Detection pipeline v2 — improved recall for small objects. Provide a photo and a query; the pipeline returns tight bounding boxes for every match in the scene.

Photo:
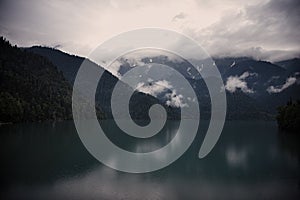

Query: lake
[0,120,299,199]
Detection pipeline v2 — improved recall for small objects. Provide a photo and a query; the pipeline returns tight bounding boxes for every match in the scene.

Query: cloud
[52,44,62,49]
[189,0,300,61]
[267,77,297,93]
[136,79,187,108]
[0,0,299,61]
[136,80,172,96]
[225,72,255,93]
[165,90,188,108]
[122,49,184,64]
[102,49,186,78]
[172,12,187,21]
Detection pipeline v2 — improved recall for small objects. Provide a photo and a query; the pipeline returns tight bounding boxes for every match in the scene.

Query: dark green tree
[277,99,300,133]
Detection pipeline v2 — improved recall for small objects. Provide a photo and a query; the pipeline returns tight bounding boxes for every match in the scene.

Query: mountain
[25,46,96,84]
[0,37,76,123]
[214,57,300,112]
[16,43,299,121]
[26,46,180,120]
[275,58,300,75]
[108,54,300,119]
[2,37,298,122]
[26,46,118,114]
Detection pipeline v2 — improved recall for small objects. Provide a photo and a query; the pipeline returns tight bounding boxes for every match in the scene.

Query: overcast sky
[0,0,299,61]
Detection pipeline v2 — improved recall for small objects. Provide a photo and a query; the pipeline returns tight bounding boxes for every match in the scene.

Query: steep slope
[26,46,94,84]
[26,46,120,114]
[216,57,300,111]
[0,37,74,122]
[107,54,300,119]
[113,55,273,117]
[26,46,181,120]
[26,46,300,120]
[275,58,300,75]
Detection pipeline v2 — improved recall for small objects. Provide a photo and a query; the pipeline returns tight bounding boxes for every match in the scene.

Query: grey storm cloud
[192,0,300,61]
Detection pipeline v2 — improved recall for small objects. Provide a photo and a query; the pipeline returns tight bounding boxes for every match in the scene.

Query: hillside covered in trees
[27,45,181,121]
[0,37,75,123]
[1,36,299,124]
[0,37,177,123]
[277,100,300,133]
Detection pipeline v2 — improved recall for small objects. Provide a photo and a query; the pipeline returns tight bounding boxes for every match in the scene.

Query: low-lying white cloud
[267,77,297,93]
[225,72,255,93]
[136,80,187,108]
[104,50,186,78]
[136,80,172,96]
[165,90,188,108]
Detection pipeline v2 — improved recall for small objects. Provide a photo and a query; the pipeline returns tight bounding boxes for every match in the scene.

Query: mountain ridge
[14,44,300,121]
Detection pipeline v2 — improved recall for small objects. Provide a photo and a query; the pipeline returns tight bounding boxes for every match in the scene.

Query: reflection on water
[0,120,299,199]
[225,146,248,168]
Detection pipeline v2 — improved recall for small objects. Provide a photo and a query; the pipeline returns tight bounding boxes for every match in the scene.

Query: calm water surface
[0,120,299,199]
